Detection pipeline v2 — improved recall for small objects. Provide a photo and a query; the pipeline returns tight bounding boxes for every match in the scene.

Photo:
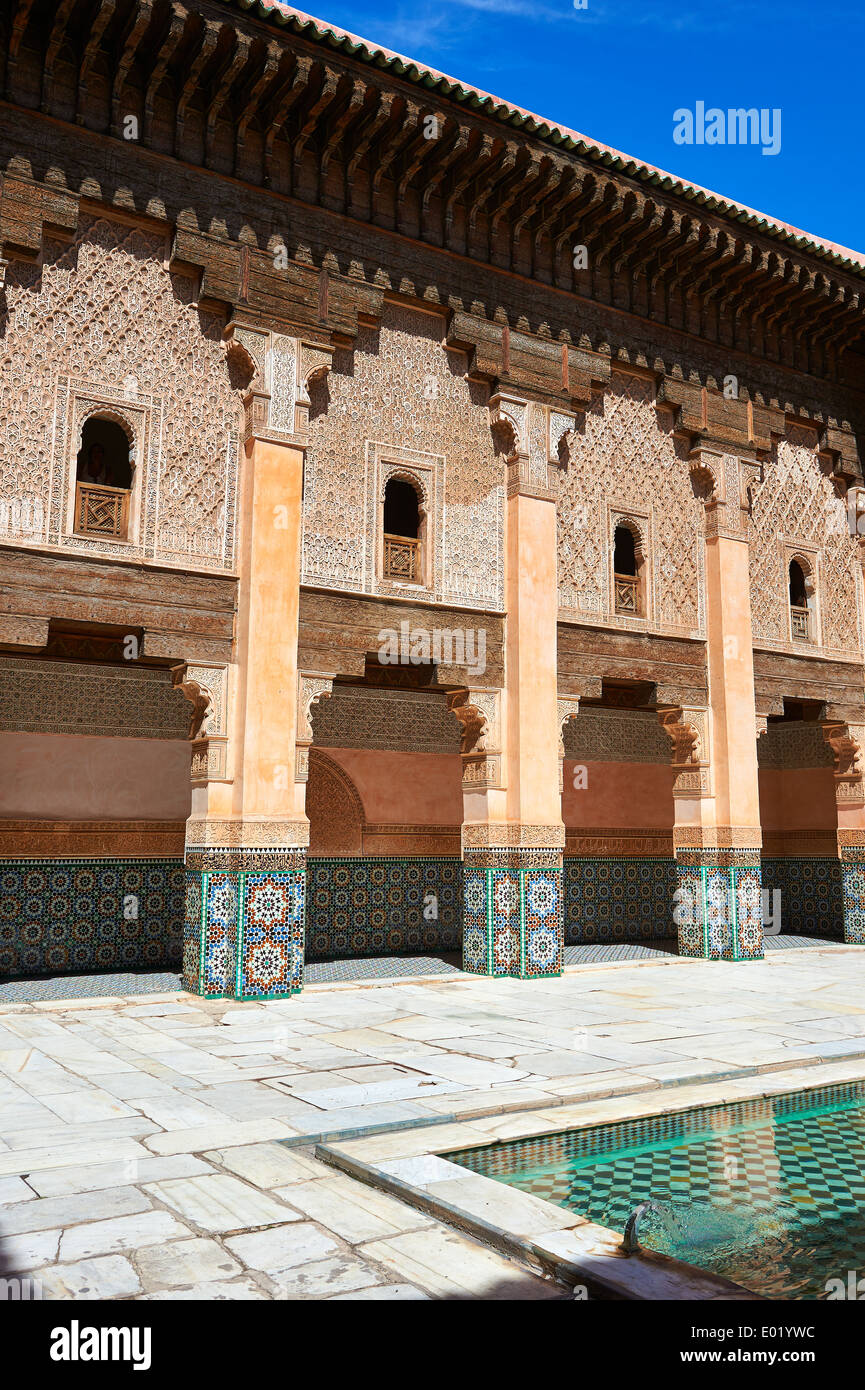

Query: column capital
[448,687,503,791]
[689,444,761,541]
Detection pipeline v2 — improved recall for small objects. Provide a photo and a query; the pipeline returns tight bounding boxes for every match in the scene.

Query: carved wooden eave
[169,225,384,341]
[445,310,610,410]
[1,0,864,399]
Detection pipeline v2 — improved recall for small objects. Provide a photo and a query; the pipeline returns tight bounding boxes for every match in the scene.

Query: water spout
[622,1199,666,1253]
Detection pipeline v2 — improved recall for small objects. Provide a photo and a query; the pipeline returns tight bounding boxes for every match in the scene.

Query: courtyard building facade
[1,0,864,997]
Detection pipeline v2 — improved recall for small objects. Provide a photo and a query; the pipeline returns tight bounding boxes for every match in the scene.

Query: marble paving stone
[143,1175,301,1232]
[512,1051,628,1078]
[33,1256,142,1300]
[143,1118,297,1155]
[59,1210,189,1261]
[2,1118,159,1150]
[269,1101,434,1136]
[204,1142,323,1188]
[225,1222,338,1272]
[38,1089,138,1124]
[0,1138,150,1179]
[135,1237,243,1288]
[27,1154,214,1198]
[405,1056,530,1086]
[358,1227,561,1300]
[0,1175,36,1203]
[132,1095,236,1129]
[329,1283,431,1300]
[286,1076,469,1112]
[138,1278,267,1300]
[0,1186,152,1236]
[0,1051,93,1094]
[1,1228,61,1271]
[278,1174,433,1243]
[269,1254,382,1299]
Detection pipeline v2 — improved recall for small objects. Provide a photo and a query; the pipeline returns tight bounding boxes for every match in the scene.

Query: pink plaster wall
[562,760,674,828]
[0,733,192,819]
[758,768,837,831]
[318,747,463,824]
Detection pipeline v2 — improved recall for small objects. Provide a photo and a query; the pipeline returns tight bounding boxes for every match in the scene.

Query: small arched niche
[383,475,424,583]
[789,557,814,642]
[74,415,134,540]
[613,521,644,616]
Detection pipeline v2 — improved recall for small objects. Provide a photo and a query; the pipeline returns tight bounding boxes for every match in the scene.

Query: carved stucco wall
[557,369,704,637]
[757,721,834,770]
[310,684,462,754]
[563,707,672,764]
[301,302,505,611]
[0,214,241,568]
[749,425,862,658]
[0,658,190,738]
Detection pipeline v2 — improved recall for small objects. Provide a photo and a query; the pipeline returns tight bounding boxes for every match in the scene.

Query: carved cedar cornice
[5,0,865,390]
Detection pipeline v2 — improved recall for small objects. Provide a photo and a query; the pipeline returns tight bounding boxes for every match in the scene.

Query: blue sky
[309,0,861,253]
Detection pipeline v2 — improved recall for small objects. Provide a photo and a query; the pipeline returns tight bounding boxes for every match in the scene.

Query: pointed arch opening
[74,414,134,540]
[789,557,814,642]
[383,475,424,583]
[613,521,645,616]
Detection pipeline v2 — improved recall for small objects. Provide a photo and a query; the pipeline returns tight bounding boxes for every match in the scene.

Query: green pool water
[445,1081,865,1299]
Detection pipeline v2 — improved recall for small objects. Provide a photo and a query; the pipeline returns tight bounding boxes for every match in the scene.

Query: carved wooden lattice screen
[614,573,638,614]
[384,534,420,582]
[791,605,811,641]
[75,482,130,539]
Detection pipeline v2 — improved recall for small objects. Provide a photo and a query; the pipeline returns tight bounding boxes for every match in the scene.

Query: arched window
[75,416,133,539]
[613,523,642,615]
[789,559,813,641]
[383,477,422,582]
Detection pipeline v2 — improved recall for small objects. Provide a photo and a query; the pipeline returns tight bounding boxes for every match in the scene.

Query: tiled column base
[840,850,865,943]
[463,848,563,978]
[674,850,763,960]
[184,848,305,1000]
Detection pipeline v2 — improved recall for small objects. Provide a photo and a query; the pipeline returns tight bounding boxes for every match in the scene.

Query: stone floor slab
[225,1222,338,1272]
[144,1175,301,1233]
[34,1255,141,1300]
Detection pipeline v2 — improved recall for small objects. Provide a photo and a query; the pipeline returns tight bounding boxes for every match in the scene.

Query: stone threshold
[314,1057,865,1301]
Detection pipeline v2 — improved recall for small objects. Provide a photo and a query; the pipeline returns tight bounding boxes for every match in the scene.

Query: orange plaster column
[461,395,565,979]
[670,447,764,961]
[183,388,307,999]
[822,719,865,942]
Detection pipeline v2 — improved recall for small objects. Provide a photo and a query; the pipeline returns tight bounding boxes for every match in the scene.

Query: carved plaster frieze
[184,818,310,849]
[294,340,334,433]
[462,822,566,849]
[489,392,528,461]
[689,447,756,541]
[548,408,579,467]
[296,670,335,782]
[297,672,336,745]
